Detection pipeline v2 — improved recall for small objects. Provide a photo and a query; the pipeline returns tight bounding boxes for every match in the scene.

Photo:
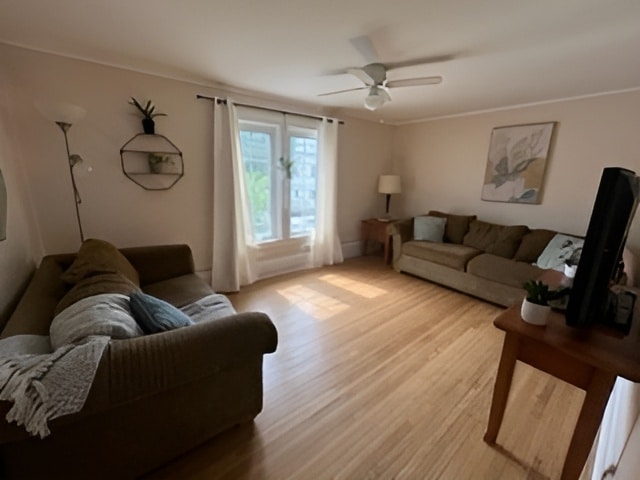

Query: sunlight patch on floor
[276,284,349,320]
[319,273,387,298]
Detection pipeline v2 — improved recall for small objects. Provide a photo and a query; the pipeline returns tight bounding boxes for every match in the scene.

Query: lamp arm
[58,122,85,243]
[385,194,391,215]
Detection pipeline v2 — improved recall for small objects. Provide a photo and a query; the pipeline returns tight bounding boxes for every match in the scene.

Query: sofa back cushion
[61,239,140,286]
[463,220,529,258]
[428,211,477,244]
[513,229,557,263]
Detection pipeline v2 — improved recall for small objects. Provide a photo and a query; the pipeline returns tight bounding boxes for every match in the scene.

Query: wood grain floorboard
[144,257,586,480]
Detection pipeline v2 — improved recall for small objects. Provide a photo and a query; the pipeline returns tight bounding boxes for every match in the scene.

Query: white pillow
[414,215,446,242]
[536,234,584,271]
[50,293,143,350]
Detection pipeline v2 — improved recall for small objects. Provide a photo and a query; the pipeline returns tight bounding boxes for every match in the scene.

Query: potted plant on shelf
[147,153,175,174]
[129,97,167,134]
[521,280,569,326]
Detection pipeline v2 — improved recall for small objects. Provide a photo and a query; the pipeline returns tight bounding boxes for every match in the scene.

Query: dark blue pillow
[129,292,193,334]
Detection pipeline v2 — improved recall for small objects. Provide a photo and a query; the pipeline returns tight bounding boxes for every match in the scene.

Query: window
[238,109,318,245]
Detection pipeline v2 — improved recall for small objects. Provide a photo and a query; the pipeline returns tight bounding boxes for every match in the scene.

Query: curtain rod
[196,94,344,124]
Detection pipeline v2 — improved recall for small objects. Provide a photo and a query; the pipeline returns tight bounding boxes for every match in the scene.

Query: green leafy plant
[147,153,174,173]
[523,280,569,306]
[129,97,167,120]
[279,156,294,180]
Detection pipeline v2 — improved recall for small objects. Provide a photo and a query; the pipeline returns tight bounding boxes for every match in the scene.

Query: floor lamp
[36,102,87,244]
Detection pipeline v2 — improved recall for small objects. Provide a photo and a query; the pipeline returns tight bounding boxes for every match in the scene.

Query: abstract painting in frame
[481,122,556,204]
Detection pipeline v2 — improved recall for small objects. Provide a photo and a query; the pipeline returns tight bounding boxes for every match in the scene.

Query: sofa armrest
[107,311,277,405]
[120,244,195,286]
[389,218,414,266]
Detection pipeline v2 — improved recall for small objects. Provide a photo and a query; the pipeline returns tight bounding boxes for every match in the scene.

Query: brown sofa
[390,211,560,307]
[0,243,278,479]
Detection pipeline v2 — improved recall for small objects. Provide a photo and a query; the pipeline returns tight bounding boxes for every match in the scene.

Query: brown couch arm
[389,218,414,266]
[106,311,277,405]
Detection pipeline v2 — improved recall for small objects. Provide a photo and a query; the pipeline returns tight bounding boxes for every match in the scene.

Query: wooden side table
[360,218,393,264]
[484,300,640,480]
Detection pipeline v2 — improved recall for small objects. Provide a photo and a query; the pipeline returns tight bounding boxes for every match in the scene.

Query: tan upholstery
[391,213,557,307]
[467,253,545,289]
[514,229,558,263]
[0,244,277,479]
[402,241,481,271]
[462,220,529,259]
[428,210,477,244]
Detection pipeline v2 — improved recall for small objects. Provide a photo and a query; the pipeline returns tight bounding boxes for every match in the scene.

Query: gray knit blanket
[0,334,109,438]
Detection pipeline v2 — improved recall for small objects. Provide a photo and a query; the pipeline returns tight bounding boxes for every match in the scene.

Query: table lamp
[378,174,401,219]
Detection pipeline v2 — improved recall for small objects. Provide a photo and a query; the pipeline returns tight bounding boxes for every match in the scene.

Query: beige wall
[0,43,394,282]
[393,91,640,281]
[338,116,395,252]
[0,83,43,326]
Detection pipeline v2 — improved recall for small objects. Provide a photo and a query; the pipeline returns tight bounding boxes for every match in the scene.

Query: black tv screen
[565,167,639,331]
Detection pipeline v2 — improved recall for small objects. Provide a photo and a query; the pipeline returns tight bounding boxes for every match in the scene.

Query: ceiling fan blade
[317,86,368,97]
[385,76,443,89]
[347,67,375,86]
[349,35,380,64]
[385,54,454,71]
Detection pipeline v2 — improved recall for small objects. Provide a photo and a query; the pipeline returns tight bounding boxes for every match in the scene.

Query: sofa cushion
[467,254,546,289]
[50,293,143,350]
[413,215,446,242]
[61,239,139,286]
[142,274,214,308]
[129,292,194,334]
[463,220,529,258]
[514,229,557,263]
[55,272,141,315]
[402,240,482,271]
[428,211,476,244]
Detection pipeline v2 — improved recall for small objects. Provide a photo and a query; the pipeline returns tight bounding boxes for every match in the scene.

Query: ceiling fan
[319,35,449,111]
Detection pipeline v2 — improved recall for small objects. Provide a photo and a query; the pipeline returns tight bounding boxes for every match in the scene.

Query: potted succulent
[521,280,569,326]
[129,97,167,134]
[147,153,175,174]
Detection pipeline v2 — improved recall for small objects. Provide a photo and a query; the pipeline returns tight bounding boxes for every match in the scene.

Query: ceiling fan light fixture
[364,87,386,111]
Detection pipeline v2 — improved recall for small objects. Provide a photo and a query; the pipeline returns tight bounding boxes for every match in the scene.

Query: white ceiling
[2,0,640,124]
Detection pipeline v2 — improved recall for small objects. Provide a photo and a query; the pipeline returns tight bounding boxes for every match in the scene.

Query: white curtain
[590,378,640,479]
[312,118,343,267]
[211,100,256,291]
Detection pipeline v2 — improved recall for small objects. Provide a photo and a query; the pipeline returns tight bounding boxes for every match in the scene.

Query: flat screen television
[565,167,639,332]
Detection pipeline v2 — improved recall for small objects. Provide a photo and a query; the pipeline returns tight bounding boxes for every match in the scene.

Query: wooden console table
[484,300,640,479]
[360,218,393,264]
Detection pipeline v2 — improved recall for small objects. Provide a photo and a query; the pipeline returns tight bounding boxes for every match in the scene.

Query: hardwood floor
[146,257,586,480]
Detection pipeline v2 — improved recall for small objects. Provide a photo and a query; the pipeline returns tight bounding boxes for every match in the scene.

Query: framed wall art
[481,122,556,204]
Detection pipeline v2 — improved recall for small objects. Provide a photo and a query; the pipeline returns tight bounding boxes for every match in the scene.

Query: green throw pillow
[129,292,194,334]
[413,215,446,242]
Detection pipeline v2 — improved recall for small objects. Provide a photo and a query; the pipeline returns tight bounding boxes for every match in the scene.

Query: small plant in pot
[129,97,167,134]
[147,153,175,174]
[521,280,569,326]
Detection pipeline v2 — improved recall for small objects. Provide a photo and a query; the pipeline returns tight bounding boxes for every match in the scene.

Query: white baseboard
[341,241,361,259]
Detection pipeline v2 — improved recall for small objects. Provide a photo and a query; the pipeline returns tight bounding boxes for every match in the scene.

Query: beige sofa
[390,211,560,307]
[0,241,277,479]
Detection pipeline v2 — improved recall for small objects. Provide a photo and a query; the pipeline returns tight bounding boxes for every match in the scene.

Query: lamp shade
[378,175,402,194]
